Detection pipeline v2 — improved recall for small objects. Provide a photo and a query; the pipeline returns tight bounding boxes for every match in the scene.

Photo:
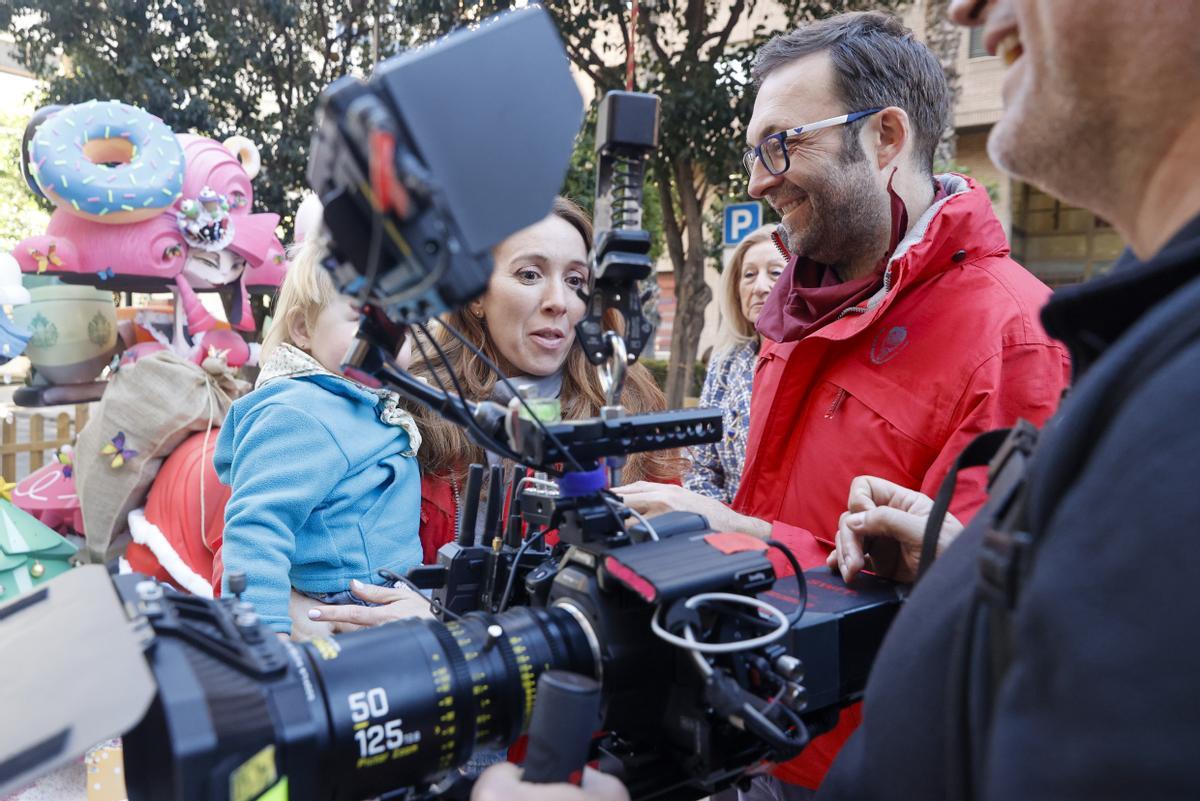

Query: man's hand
[306,579,437,632]
[612,481,772,539]
[826,476,964,584]
[471,762,629,801]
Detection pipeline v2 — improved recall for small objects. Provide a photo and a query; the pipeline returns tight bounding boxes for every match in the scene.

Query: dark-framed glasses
[742,108,883,177]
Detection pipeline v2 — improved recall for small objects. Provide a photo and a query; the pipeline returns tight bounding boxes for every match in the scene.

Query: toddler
[216,234,422,635]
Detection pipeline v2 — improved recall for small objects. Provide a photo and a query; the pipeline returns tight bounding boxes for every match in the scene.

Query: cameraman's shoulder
[1052,337,1200,537]
[1105,337,1200,464]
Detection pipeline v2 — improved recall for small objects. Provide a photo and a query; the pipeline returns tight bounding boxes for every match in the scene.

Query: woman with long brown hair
[412,196,680,490]
[308,196,681,630]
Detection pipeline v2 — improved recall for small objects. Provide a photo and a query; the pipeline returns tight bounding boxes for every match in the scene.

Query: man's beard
[781,156,890,281]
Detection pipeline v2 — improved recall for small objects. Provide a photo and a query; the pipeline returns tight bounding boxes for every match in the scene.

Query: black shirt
[820,216,1200,801]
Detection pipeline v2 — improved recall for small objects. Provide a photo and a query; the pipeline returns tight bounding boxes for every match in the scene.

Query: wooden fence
[0,405,91,481]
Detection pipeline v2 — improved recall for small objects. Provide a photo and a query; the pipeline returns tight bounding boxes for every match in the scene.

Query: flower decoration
[101,432,138,469]
[56,444,74,478]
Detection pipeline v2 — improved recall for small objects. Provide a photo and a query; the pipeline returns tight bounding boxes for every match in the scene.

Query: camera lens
[310,606,595,798]
[123,604,596,801]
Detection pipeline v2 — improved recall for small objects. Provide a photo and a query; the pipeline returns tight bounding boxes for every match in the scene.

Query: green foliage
[640,357,707,398]
[0,109,50,252]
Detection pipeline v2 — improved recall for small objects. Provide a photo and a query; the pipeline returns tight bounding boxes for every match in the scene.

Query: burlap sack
[74,351,249,563]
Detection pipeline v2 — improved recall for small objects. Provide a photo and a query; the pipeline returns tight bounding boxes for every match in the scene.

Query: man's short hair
[752,11,951,174]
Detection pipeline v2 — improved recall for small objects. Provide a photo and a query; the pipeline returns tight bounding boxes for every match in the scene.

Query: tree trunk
[923,0,962,167]
[663,156,712,408]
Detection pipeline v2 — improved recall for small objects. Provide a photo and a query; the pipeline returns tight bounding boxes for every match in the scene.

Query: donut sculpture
[27,100,184,224]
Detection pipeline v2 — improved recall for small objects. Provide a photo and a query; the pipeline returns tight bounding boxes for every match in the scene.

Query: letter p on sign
[723,202,762,247]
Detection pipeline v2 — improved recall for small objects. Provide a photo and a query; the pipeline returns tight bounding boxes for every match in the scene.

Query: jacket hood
[872,173,1009,299]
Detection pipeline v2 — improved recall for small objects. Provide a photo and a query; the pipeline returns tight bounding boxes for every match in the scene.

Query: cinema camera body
[0,8,905,801]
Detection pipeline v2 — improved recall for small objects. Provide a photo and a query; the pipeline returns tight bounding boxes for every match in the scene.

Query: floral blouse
[685,340,758,503]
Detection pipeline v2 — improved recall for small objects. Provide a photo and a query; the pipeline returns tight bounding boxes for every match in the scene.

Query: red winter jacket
[419,473,460,560]
[732,175,1071,789]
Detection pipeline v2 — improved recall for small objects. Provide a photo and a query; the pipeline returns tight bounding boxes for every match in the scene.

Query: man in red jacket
[616,10,1070,798]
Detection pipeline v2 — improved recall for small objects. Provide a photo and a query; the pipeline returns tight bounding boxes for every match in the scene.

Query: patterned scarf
[757,174,947,343]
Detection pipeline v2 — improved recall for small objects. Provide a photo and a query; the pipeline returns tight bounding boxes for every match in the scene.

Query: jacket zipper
[451,472,462,540]
[825,388,847,419]
[771,228,791,260]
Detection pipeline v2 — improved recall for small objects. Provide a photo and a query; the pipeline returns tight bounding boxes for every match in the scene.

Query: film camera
[0,8,904,801]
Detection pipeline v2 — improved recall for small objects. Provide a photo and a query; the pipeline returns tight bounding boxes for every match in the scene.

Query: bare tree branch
[641,11,672,66]
[702,0,746,57]
[616,6,631,58]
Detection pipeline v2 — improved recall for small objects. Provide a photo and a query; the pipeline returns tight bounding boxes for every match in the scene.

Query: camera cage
[0,8,906,801]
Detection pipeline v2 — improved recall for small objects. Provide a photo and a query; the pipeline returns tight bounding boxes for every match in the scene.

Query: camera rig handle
[522,671,603,785]
[576,91,661,402]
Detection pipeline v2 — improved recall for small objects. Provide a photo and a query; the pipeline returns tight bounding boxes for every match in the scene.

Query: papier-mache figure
[11,100,287,362]
[0,253,32,364]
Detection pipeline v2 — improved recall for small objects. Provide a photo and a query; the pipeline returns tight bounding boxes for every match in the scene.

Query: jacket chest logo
[870,325,909,365]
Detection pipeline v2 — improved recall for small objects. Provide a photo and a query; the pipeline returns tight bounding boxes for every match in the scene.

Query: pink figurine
[12,102,287,356]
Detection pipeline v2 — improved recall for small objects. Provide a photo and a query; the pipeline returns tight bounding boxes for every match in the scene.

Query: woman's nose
[541,279,569,314]
[754,271,775,296]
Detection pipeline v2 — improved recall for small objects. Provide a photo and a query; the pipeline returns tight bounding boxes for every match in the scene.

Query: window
[968,26,990,59]
[1011,182,1126,287]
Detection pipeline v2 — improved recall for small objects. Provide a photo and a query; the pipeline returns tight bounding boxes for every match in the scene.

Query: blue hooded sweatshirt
[216,367,422,633]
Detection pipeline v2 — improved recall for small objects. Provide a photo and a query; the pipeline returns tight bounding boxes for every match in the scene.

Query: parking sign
[723,201,762,247]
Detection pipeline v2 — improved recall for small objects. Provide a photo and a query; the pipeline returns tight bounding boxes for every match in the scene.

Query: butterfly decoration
[56,444,74,478]
[101,433,138,469]
[29,244,64,275]
[95,267,115,281]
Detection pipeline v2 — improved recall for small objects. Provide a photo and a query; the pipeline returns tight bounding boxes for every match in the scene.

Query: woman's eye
[517,268,541,282]
[770,269,783,279]
[566,274,586,289]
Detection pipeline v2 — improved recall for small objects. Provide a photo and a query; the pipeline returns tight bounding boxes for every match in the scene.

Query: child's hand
[307,579,435,631]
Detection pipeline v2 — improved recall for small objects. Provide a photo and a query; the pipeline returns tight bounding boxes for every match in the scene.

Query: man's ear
[286,308,311,350]
[871,106,912,171]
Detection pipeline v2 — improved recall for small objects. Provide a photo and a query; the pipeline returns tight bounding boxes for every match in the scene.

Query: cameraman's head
[746,12,951,280]
[952,0,1200,259]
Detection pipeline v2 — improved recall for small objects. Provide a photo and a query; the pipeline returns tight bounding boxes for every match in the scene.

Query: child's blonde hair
[261,234,340,361]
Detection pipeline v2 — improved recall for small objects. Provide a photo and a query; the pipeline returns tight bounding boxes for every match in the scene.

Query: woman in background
[685,225,785,503]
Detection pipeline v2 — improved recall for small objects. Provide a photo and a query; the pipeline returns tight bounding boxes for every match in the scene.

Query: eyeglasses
[742,109,883,177]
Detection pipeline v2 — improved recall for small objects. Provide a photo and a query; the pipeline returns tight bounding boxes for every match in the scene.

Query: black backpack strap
[916,423,1038,582]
